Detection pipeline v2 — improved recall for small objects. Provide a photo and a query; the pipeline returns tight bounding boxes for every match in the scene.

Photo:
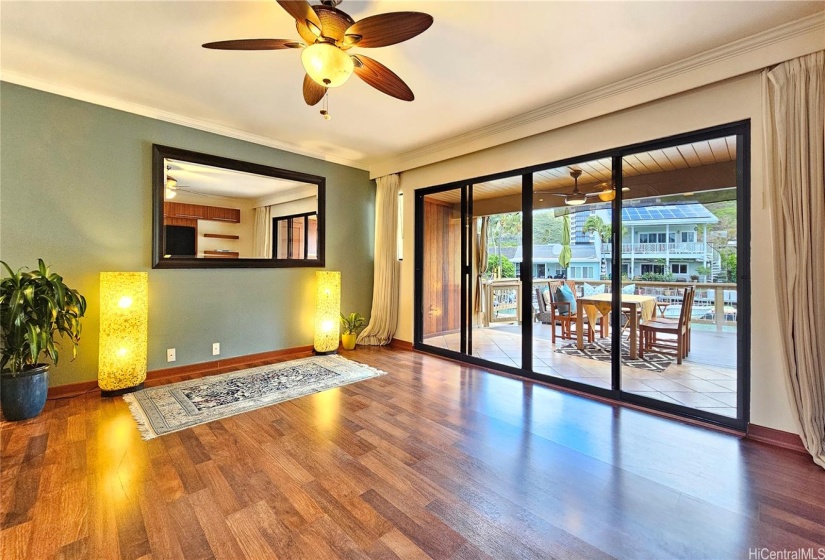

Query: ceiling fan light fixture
[165,188,177,200]
[302,42,354,87]
[598,188,616,202]
[565,193,587,206]
[166,177,177,190]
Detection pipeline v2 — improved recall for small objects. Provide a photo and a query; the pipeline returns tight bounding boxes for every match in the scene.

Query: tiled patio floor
[424,323,738,418]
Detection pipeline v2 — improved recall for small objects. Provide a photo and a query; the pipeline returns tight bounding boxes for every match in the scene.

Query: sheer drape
[358,174,401,346]
[474,217,489,326]
[763,51,825,468]
[253,206,272,258]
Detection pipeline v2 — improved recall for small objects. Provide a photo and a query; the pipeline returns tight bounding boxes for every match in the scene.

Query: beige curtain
[474,217,490,325]
[763,51,825,468]
[252,206,273,258]
[358,174,401,346]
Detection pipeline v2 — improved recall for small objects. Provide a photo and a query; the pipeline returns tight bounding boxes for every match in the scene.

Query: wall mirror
[152,145,325,268]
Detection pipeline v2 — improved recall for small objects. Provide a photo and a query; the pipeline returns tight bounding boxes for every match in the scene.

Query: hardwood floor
[1,347,823,559]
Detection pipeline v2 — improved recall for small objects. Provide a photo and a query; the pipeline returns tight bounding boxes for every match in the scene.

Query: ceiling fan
[202,0,433,117]
[535,169,627,206]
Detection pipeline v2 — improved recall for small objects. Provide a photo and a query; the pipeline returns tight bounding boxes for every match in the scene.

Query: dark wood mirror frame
[152,144,326,269]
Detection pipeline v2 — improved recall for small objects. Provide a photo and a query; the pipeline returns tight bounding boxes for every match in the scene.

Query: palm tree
[582,215,627,278]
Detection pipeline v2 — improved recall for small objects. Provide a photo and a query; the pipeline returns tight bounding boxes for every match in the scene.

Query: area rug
[123,355,386,440]
[555,337,673,372]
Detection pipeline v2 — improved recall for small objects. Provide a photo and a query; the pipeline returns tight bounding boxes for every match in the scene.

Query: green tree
[720,250,737,282]
[488,254,516,278]
[488,213,523,247]
[533,211,564,244]
[582,215,612,242]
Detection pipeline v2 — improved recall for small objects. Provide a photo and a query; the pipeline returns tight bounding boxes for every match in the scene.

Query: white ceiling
[2,1,823,171]
[166,158,314,199]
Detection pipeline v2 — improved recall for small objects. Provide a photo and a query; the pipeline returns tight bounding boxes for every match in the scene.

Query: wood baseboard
[47,345,314,399]
[147,345,313,382]
[47,380,100,399]
[389,338,413,351]
[746,423,807,454]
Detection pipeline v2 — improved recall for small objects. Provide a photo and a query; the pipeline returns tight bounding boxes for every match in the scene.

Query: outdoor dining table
[575,293,658,359]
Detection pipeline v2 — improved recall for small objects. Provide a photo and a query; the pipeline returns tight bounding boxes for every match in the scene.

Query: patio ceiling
[425,135,737,206]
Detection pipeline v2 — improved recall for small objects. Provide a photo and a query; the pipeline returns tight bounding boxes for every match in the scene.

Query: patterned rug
[124,355,386,439]
[555,337,673,372]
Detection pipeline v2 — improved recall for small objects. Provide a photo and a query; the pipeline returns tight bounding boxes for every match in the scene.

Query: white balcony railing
[620,242,707,255]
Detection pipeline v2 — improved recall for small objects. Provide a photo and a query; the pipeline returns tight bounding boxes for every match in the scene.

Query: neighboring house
[509,244,601,280]
[496,202,724,281]
[609,203,722,280]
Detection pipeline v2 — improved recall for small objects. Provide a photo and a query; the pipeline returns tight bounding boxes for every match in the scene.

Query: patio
[423,323,738,418]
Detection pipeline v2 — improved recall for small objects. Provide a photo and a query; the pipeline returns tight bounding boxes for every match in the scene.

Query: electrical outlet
[212,343,220,356]
[167,348,176,363]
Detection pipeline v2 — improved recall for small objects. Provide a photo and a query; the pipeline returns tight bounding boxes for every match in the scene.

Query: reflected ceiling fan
[202,0,433,118]
[536,169,628,206]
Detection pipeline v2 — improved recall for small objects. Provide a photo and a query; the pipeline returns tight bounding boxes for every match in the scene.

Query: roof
[621,203,718,224]
[488,246,518,260]
[507,244,598,263]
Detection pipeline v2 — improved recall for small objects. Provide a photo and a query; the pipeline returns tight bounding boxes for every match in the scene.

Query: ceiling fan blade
[295,21,318,45]
[277,0,323,36]
[343,12,433,48]
[303,74,327,106]
[202,39,303,50]
[534,192,570,197]
[352,55,414,101]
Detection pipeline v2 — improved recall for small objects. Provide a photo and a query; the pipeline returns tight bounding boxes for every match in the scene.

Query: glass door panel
[421,189,464,353]
[531,160,615,390]
[471,177,522,369]
[620,135,740,420]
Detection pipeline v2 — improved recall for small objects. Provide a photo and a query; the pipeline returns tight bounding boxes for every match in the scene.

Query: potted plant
[0,260,86,421]
[339,312,366,350]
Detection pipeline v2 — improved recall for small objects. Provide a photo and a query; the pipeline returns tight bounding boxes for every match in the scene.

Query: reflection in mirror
[153,145,325,268]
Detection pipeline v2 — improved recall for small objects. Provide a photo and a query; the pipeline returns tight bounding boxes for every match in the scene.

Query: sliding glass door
[531,159,615,391]
[415,122,749,430]
[618,133,746,424]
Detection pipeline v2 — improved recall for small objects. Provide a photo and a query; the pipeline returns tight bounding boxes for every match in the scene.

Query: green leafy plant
[487,254,516,278]
[0,260,87,375]
[638,272,676,282]
[340,312,366,335]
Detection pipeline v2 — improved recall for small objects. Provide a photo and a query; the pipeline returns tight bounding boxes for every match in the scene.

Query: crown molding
[0,71,370,171]
[369,12,825,179]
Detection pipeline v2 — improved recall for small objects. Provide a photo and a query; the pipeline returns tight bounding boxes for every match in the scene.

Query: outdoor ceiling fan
[202,0,433,118]
[535,169,628,206]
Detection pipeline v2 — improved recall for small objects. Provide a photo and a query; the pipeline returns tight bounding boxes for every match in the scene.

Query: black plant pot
[1,365,49,421]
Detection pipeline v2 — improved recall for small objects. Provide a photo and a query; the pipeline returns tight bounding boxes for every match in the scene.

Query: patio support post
[714,285,725,332]
[665,224,670,270]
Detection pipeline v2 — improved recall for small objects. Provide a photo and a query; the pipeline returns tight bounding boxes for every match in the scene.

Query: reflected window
[273,213,317,260]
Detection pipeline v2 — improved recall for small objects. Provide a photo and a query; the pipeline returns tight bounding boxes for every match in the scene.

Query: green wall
[0,83,375,386]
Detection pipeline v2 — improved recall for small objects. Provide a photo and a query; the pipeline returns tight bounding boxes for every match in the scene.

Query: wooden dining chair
[547,281,593,343]
[639,286,692,364]
[648,286,695,356]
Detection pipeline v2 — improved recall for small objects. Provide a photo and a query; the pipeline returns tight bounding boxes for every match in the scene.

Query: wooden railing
[559,279,737,332]
[486,278,738,332]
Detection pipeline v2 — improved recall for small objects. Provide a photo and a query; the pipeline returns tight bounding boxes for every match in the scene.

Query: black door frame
[414,121,751,431]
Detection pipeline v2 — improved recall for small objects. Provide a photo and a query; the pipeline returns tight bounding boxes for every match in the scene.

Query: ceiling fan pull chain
[320,91,331,120]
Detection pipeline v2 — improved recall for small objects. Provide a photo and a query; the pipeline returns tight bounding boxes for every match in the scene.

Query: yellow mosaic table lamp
[314,271,341,354]
[98,272,148,396]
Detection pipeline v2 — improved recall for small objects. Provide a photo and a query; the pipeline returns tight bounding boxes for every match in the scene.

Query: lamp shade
[302,43,354,88]
[314,271,341,353]
[98,272,148,394]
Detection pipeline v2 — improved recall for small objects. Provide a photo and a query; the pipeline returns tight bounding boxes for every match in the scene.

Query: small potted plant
[340,312,366,350]
[0,260,86,421]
